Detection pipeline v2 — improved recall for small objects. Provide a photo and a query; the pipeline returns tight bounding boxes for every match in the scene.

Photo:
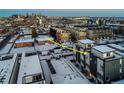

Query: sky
[0,9,124,17]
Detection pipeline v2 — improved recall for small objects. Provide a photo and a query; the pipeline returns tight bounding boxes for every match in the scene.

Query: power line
[47,38,88,55]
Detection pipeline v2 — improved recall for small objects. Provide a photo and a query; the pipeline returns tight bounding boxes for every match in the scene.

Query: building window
[106,76,110,83]
[33,76,37,81]
[23,74,42,84]
[100,65,103,71]
[120,59,122,65]
[33,74,42,82]
[87,44,91,48]
[120,69,122,73]
[106,52,110,57]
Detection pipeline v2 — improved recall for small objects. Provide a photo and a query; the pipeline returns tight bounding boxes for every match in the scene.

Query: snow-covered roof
[15,35,53,43]
[10,46,35,54]
[51,58,74,75]
[0,38,3,42]
[62,52,74,56]
[93,45,115,53]
[39,55,52,60]
[0,54,17,84]
[118,43,124,47]
[0,43,13,55]
[15,38,34,43]
[51,74,90,84]
[108,44,124,52]
[35,44,58,51]
[107,44,124,56]
[9,37,17,43]
[106,38,124,43]
[17,52,43,84]
[40,60,51,84]
[36,35,53,41]
[115,51,124,56]
[79,39,95,44]
[0,36,6,39]
[50,58,90,84]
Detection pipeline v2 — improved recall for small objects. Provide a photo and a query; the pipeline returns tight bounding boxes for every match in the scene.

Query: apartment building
[15,39,34,48]
[50,27,70,43]
[77,39,95,74]
[88,27,113,41]
[17,52,45,84]
[91,45,122,83]
[108,44,124,79]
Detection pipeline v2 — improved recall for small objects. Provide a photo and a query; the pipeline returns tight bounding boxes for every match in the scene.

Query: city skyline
[1,9,124,17]
[1,9,124,84]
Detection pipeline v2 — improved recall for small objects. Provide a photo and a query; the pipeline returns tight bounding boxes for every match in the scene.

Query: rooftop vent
[0,55,13,61]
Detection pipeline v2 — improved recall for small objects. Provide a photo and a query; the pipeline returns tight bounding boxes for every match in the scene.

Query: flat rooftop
[0,43,13,55]
[0,36,6,41]
[0,38,3,42]
[17,52,43,84]
[15,38,34,43]
[108,44,124,52]
[51,74,90,84]
[36,35,53,41]
[35,44,58,51]
[93,45,115,53]
[106,38,124,43]
[108,44,124,56]
[79,39,95,44]
[15,35,53,43]
[8,37,17,43]
[51,58,75,75]
[50,58,90,84]
[0,54,17,84]
[10,46,35,54]
[118,43,124,47]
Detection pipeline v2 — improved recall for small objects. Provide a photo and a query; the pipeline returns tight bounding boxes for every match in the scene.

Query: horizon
[1,9,124,17]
